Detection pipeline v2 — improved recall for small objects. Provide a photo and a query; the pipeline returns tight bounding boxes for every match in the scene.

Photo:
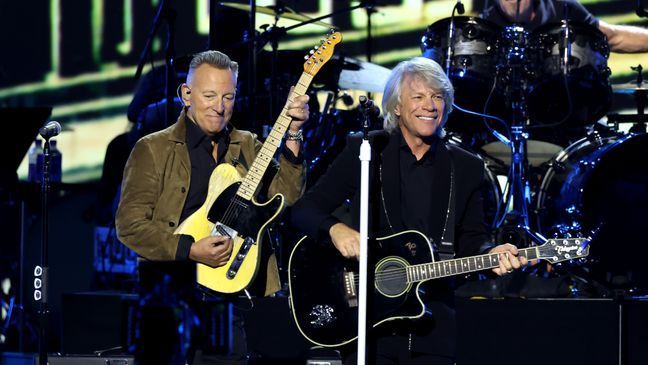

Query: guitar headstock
[303,31,342,76]
[537,238,590,264]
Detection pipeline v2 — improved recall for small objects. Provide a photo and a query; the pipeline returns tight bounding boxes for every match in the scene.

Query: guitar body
[176,163,284,294]
[288,230,434,347]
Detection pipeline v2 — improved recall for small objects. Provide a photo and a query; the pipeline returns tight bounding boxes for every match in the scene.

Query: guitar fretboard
[406,247,539,282]
[236,73,314,200]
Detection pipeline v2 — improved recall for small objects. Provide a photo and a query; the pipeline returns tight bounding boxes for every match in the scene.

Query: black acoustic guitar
[288,230,590,347]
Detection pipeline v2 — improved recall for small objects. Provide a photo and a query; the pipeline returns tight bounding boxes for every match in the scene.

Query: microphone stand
[133,0,177,128]
[357,102,372,365]
[36,137,54,365]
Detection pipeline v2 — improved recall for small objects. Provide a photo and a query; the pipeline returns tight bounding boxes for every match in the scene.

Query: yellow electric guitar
[175,31,342,294]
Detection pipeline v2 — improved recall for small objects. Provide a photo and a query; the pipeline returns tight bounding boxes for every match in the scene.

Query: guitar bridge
[343,270,357,308]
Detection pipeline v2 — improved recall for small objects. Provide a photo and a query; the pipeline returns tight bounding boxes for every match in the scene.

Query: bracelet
[286,129,303,141]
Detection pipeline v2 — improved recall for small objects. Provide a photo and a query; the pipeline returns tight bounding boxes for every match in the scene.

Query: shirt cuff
[175,234,194,261]
[281,143,304,165]
[318,217,341,240]
[479,241,496,255]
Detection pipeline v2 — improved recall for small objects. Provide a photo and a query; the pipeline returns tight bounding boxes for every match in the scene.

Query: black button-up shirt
[399,134,439,240]
[180,117,229,223]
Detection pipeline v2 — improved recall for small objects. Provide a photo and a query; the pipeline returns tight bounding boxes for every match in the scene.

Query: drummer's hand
[489,243,529,276]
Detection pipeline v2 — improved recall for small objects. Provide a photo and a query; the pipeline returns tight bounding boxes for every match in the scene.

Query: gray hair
[381,57,454,136]
[187,50,239,82]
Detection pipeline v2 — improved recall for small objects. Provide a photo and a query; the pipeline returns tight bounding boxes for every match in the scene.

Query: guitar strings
[215,83,306,231]
[350,254,511,285]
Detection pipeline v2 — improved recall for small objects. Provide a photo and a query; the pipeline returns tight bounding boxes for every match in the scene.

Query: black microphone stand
[134,0,177,128]
[36,136,54,365]
[444,1,464,77]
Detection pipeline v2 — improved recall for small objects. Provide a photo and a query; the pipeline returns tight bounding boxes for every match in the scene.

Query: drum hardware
[610,65,647,133]
[219,2,334,28]
[444,0,466,76]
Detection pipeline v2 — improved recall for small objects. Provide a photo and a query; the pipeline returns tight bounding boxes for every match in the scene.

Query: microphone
[358,96,380,119]
[456,0,465,15]
[39,121,62,139]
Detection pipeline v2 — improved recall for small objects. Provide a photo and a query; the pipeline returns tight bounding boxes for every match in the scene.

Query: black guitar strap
[437,143,456,261]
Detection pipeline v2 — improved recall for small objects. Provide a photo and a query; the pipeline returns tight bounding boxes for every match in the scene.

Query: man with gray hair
[117,49,309,294]
[291,57,526,364]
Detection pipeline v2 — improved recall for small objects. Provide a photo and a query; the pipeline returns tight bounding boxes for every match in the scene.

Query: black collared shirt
[399,133,439,239]
[176,117,230,260]
[179,117,230,224]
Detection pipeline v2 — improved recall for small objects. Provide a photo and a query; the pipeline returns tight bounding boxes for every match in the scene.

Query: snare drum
[527,21,612,127]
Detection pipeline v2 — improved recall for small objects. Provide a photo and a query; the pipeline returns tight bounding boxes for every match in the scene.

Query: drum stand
[494,26,547,247]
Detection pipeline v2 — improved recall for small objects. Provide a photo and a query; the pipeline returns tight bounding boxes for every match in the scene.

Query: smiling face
[496,0,534,22]
[184,64,237,136]
[395,74,446,143]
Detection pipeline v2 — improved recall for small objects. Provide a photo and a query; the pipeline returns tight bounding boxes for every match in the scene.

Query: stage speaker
[456,298,619,365]
[242,296,312,364]
[625,298,648,365]
[61,291,136,354]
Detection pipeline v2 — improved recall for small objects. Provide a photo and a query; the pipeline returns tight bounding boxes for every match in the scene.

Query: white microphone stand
[357,101,373,365]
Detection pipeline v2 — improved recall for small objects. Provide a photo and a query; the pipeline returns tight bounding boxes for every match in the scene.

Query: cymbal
[338,58,392,93]
[612,81,648,94]
[220,2,334,28]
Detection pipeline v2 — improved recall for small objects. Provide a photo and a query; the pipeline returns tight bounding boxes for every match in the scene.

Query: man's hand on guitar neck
[283,88,310,157]
[488,243,529,276]
[329,223,360,259]
[189,235,233,268]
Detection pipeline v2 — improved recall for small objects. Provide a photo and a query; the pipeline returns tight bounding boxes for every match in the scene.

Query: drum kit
[422,14,648,295]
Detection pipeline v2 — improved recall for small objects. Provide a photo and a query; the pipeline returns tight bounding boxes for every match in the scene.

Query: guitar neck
[407,247,539,282]
[236,73,313,201]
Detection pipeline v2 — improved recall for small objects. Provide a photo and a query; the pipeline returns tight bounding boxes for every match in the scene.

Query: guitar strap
[437,143,456,261]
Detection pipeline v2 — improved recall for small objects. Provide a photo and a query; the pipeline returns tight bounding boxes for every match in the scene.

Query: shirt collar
[397,129,440,163]
[185,116,230,149]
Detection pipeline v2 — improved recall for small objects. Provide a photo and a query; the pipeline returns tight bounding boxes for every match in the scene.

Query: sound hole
[375,259,408,297]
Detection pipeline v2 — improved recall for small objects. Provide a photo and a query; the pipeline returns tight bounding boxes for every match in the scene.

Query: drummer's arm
[598,20,648,53]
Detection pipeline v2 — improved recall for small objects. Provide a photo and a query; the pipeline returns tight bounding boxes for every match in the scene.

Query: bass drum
[535,132,648,291]
[421,17,505,134]
[527,21,612,128]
